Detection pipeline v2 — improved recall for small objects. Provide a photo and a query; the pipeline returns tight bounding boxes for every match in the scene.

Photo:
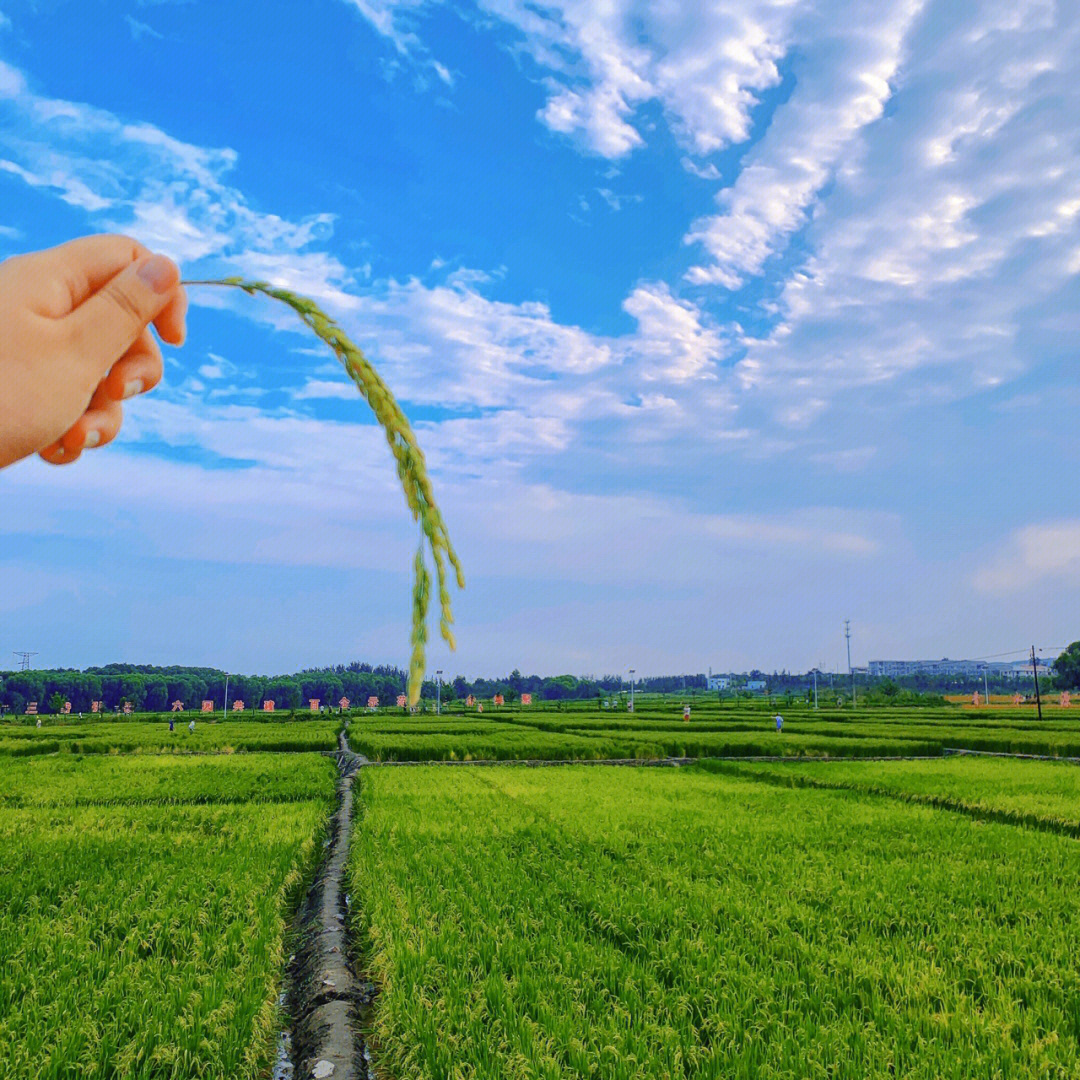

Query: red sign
[91,701,102,713]
[200,700,213,713]
[1062,691,1072,707]
[972,691,981,706]
[60,701,72,714]
[521,693,532,706]
[366,696,378,709]
[465,695,476,707]
[493,694,504,706]
[232,700,244,711]
[309,699,320,713]
[171,700,184,712]
[340,697,352,710]
[396,694,408,708]
[25,701,37,715]
[262,700,275,712]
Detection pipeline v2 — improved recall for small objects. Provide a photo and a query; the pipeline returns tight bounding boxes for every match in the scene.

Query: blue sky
[2,0,1078,678]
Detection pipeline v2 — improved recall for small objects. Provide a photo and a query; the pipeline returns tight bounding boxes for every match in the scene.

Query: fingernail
[123,379,144,399]
[137,254,177,294]
[83,430,101,448]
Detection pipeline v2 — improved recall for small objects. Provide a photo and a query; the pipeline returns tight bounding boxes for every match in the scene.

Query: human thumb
[62,254,180,376]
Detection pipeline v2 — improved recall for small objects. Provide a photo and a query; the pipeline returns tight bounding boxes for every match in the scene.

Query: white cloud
[685,0,925,288]
[0,64,350,294]
[621,283,723,383]
[732,0,1080,417]
[125,15,163,41]
[338,1,795,158]
[293,379,361,401]
[973,522,1080,593]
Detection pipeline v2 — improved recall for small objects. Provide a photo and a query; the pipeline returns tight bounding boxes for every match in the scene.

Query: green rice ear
[183,279,463,699]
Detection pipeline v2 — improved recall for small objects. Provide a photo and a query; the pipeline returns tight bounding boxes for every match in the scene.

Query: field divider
[943,747,1080,764]
[283,729,374,1079]
[355,753,944,768]
[702,760,1080,840]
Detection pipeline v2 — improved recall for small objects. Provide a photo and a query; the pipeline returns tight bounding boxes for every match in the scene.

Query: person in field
[775,713,784,732]
[0,235,186,469]
[169,716,175,732]
[188,718,195,734]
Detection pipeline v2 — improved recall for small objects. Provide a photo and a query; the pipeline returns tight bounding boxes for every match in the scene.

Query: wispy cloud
[125,15,163,41]
[973,522,1080,593]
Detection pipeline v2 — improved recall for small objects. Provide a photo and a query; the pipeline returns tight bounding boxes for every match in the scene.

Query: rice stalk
[182,278,463,704]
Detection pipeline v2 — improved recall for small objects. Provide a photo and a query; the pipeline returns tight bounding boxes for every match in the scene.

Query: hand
[0,234,187,467]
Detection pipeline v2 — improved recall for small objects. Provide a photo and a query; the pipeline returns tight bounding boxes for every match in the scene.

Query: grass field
[0,752,336,1078]
[349,762,1080,1079]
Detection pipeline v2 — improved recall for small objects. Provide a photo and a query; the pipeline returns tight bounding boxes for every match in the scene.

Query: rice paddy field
[6,705,1080,1078]
[0,751,336,1078]
[343,701,1080,761]
[349,760,1080,1079]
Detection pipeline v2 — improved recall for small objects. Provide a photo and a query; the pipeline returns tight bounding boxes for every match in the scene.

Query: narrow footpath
[284,727,375,1080]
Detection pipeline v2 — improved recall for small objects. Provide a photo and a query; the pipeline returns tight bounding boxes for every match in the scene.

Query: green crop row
[350,765,1080,1079]
[0,719,340,755]
[0,754,336,1078]
[0,751,335,808]
[698,755,1080,835]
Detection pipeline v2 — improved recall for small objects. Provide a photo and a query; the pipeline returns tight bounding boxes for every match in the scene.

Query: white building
[868,657,1055,679]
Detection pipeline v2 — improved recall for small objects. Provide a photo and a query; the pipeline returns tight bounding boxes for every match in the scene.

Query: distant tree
[1055,642,1080,690]
[143,678,169,712]
[48,691,65,714]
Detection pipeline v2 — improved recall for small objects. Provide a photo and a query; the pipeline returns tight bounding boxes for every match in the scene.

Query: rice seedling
[182,277,463,703]
[350,765,1080,1079]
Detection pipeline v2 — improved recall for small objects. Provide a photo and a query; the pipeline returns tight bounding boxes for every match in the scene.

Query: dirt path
[284,730,374,1079]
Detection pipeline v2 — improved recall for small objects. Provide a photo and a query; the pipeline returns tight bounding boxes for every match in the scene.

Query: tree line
[4,647,1076,715]
[0,663,709,714]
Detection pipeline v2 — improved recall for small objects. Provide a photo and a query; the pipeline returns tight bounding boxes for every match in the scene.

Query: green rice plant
[183,277,463,703]
[0,751,335,808]
[0,719,340,755]
[700,755,1080,835]
[0,756,335,1078]
[350,765,1080,1079]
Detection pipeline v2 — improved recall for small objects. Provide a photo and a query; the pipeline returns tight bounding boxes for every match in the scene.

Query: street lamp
[223,673,230,721]
[436,669,443,715]
[629,668,635,713]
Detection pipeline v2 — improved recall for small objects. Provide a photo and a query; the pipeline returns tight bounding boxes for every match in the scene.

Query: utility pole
[844,620,855,706]
[13,651,37,671]
[223,674,230,721]
[1031,646,1043,722]
[629,668,635,713]
[436,670,442,715]
[813,668,819,709]
[983,668,990,706]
